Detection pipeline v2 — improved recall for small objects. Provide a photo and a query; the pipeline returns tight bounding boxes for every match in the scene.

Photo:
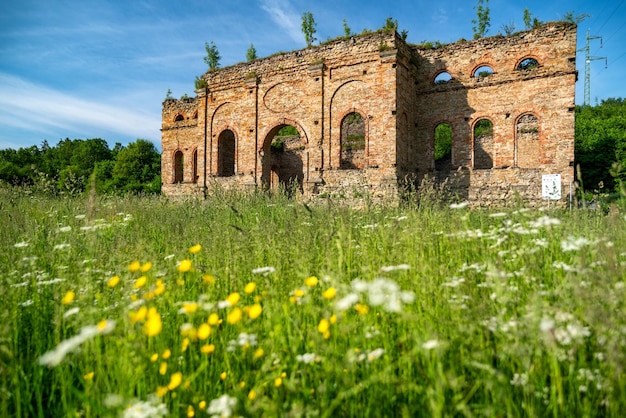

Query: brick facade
[161,22,577,206]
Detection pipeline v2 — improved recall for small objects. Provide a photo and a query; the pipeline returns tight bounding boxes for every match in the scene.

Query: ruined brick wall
[161,22,577,206]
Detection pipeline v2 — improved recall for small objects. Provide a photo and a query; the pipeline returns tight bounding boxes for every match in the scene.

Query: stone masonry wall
[161,22,577,206]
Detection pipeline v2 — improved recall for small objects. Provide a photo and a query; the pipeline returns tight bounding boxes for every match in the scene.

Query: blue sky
[1,0,625,151]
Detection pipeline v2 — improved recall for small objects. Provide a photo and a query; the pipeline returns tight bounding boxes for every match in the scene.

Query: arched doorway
[261,124,305,194]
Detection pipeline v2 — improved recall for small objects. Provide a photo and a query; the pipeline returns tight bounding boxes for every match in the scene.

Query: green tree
[523,8,542,30]
[203,41,221,71]
[562,11,590,24]
[111,139,161,193]
[472,0,490,39]
[383,17,398,33]
[246,43,257,61]
[342,18,352,38]
[301,11,317,47]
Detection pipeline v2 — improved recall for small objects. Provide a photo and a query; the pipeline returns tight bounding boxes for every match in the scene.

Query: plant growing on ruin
[523,9,542,30]
[301,11,317,47]
[342,18,353,38]
[472,0,490,39]
[194,76,208,90]
[246,44,257,62]
[203,41,221,71]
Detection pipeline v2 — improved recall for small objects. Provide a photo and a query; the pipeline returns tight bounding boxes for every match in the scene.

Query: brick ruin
[161,22,577,206]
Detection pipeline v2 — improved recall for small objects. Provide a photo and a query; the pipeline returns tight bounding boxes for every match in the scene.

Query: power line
[595,0,625,33]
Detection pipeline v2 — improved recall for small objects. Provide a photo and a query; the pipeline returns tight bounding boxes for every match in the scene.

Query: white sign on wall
[542,174,561,200]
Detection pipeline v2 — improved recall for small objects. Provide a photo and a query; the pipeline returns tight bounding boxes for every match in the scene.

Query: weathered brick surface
[161,23,577,206]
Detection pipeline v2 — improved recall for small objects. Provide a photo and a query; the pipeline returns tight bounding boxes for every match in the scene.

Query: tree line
[0,138,161,195]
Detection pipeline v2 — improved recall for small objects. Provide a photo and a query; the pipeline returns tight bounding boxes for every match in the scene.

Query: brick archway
[259,121,307,193]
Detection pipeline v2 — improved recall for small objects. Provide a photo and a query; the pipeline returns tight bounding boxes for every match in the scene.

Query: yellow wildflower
[159,362,168,375]
[177,259,192,273]
[248,389,256,400]
[140,262,152,272]
[317,318,330,334]
[62,290,75,305]
[248,304,263,320]
[182,302,198,314]
[355,303,369,316]
[83,371,94,381]
[182,337,190,352]
[199,400,206,409]
[293,289,305,297]
[143,308,162,337]
[150,353,159,362]
[162,349,171,359]
[107,275,120,288]
[154,280,166,296]
[226,292,240,306]
[177,278,185,286]
[155,386,169,397]
[189,244,202,254]
[330,314,337,324]
[227,308,242,324]
[274,377,282,387]
[197,323,211,340]
[238,381,246,389]
[304,276,318,287]
[208,313,221,325]
[322,287,336,300]
[253,348,264,359]
[244,282,256,294]
[167,372,183,390]
[129,261,141,272]
[187,405,195,418]
[130,306,147,324]
[220,372,227,381]
[202,274,215,284]
[97,320,109,331]
[133,276,147,289]
[201,344,215,354]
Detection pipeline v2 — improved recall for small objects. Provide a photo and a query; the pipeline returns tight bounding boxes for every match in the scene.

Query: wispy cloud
[433,8,448,25]
[259,0,303,44]
[0,72,161,146]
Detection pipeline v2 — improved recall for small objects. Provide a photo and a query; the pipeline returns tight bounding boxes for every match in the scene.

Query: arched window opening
[434,71,452,84]
[517,58,539,71]
[174,114,184,122]
[192,149,198,183]
[473,119,494,169]
[473,65,494,78]
[516,114,539,168]
[340,112,365,169]
[434,122,452,170]
[174,150,184,183]
[217,130,235,177]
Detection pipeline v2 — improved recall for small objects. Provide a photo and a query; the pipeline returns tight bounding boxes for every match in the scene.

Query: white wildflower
[20,299,33,307]
[14,241,29,248]
[38,320,116,367]
[335,293,359,311]
[251,266,275,275]
[75,214,86,219]
[296,353,320,364]
[489,212,507,218]
[53,243,71,250]
[63,307,80,318]
[442,277,465,288]
[528,216,561,228]
[57,226,72,233]
[207,394,237,418]
[380,264,410,272]
[422,339,440,350]
[510,373,529,387]
[367,348,385,362]
[561,236,595,252]
[123,397,168,418]
[449,201,469,209]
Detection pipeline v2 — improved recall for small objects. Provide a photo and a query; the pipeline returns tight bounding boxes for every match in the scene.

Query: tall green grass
[1,186,625,417]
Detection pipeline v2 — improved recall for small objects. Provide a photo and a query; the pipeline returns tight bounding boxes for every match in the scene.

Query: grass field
[1,186,626,417]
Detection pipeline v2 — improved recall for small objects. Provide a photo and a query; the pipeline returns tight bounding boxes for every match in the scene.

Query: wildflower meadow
[1,186,626,417]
